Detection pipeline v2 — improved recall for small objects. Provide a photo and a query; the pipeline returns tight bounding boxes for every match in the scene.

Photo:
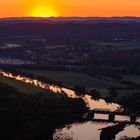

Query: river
[53,122,140,140]
[0,69,140,139]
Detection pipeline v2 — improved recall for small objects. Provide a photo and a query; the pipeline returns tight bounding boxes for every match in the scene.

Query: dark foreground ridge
[0,82,86,140]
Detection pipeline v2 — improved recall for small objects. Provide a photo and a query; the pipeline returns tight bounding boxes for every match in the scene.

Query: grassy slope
[0,75,46,94]
[123,75,140,85]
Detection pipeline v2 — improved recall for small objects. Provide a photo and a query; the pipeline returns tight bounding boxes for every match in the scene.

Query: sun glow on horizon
[30,6,58,17]
[0,0,140,18]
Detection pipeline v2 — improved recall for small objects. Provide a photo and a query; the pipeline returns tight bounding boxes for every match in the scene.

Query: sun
[30,6,58,17]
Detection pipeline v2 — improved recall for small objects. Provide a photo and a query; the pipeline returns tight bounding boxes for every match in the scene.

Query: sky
[0,0,140,18]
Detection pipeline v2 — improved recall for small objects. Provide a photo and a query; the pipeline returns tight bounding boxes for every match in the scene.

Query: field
[123,75,140,85]
[18,69,127,98]
[0,75,46,94]
[20,69,123,89]
[0,69,120,98]
[47,45,67,49]
[17,69,140,98]
[1,69,140,98]
[94,41,140,50]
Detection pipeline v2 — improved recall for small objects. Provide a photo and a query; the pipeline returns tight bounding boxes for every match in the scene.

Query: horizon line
[1,16,140,19]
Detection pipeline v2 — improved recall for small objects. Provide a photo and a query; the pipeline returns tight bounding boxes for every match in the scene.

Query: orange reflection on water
[82,95,121,111]
[116,125,140,139]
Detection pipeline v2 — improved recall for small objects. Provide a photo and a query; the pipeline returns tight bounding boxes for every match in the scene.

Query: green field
[123,75,140,85]
[2,69,139,98]
[0,75,46,94]
[47,45,67,49]
[94,41,140,50]
[19,69,140,98]
[0,70,119,98]
[20,69,123,89]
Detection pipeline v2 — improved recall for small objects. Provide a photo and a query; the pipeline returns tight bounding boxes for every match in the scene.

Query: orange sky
[0,0,140,17]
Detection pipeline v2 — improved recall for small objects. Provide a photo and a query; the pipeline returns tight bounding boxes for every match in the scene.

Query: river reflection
[82,95,120,111]
[94,114,109,120]
[53,121,113,140]
[53,122,140,140]
[53,114,140,140]
[115,115,130,122]
[116,125,140,140]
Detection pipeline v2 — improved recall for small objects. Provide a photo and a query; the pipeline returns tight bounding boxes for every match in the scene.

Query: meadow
[0,75,46,94]
[94,41,140,50]
[1,68,140,99]
[19,69,123,89]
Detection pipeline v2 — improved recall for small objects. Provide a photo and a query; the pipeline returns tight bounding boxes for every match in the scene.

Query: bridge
[84,109,140,124]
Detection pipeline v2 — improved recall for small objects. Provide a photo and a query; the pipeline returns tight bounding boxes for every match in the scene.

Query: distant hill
[0,18,140,42]
[0,17,140,45]
[0,17,140,24]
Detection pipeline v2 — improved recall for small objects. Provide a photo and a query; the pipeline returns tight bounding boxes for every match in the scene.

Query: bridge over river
[85,110,140,125]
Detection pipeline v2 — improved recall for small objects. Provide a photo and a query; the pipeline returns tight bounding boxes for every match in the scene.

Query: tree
[90,90,101,100]
[74,85,86,95]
